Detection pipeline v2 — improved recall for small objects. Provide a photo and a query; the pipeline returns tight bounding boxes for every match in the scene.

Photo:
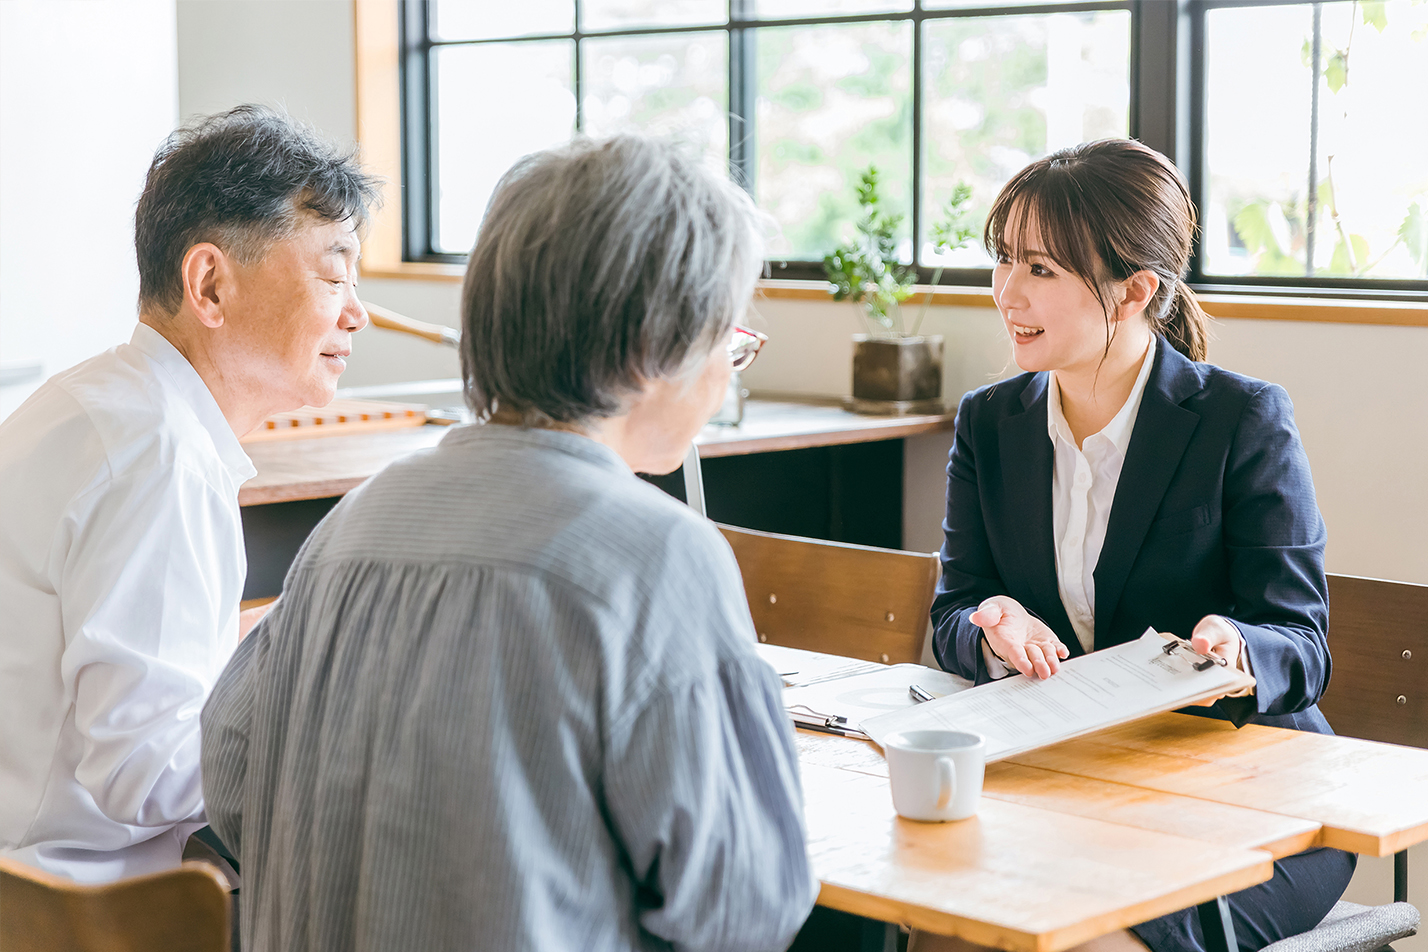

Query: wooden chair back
[0,858,230,952]
[717,524,941,664]
[1320,573,1428,749]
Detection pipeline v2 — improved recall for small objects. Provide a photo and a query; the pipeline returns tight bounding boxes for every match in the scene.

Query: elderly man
[201,135,817,952]
[0,105,378,882]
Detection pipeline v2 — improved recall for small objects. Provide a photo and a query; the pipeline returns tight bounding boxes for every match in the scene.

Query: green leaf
[928,180,978,255]
[1233,202,1280,256]
[1325,51,1348,93]
[1300,37,1313,68]
[1361,1,1389,32]
[1328,233,1371,275]
[1400,203,1428,272]
[823,164,914,327]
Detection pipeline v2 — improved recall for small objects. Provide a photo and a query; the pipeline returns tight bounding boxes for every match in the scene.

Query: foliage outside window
[1202,1,1428,285]
[407,0,1427,295]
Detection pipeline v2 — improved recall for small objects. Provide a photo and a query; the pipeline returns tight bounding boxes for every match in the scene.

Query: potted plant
[824,167,976,414]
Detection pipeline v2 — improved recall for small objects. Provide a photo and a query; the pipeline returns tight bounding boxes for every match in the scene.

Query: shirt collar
[129,322,257,482]
[1046,335,1157,458]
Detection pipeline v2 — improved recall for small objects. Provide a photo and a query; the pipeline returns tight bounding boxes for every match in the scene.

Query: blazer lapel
[998,374,1081,655]
[1093,343,1206,648]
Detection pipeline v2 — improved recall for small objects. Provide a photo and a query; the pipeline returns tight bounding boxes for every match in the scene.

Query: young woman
[920,139,1353,952]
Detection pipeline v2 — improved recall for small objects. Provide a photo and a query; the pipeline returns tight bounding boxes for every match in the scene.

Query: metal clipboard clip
[787,705,870,739]
[1158,632,1228,671]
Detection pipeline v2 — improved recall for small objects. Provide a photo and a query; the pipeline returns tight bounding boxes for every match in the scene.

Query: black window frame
[398,0,1428,299]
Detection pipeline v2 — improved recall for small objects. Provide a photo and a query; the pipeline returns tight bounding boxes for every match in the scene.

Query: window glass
[923,0,1060,8]
[430,0,572,41]
[1203,1,1428,280]
[753,0,912,17]
[921,10,1130,268]
[432,41,576,253]
[582,31,729,172]
[581,0,724,31]
[756,20,913,261]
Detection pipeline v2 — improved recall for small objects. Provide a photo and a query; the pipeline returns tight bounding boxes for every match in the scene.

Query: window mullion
[729,0,756,195]
[912,1,923,274]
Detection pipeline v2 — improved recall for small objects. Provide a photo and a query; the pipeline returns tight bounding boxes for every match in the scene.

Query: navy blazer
[930,339,1333,732]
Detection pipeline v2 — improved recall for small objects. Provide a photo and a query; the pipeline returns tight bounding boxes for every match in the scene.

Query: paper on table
[861,627,1255,760]
[754,642,886,687]
[784,663,973,731]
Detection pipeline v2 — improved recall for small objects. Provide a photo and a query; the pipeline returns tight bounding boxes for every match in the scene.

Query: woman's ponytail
[1161,281,1209,362]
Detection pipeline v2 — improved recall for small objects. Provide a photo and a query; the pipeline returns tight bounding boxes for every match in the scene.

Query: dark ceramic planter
[849,334,945,414]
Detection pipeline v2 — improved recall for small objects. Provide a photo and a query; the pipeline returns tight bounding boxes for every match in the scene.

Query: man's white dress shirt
[0,323,254,882]
[983,337,1156,677]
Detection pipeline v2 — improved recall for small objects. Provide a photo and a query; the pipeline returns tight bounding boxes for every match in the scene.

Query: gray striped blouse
[201,424,818,952]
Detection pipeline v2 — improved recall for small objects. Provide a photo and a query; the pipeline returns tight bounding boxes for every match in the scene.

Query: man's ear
[1115,269,1160,322]
[181,243,230,329]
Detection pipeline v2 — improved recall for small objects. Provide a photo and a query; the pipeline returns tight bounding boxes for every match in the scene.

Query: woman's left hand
[1184,614,1246,706]
[1190,614,1243,667]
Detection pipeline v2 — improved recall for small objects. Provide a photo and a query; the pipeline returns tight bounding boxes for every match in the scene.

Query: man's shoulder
[1,348,227,510]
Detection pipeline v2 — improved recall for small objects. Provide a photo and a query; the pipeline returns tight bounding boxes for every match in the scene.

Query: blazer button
[1397,695,1408,706]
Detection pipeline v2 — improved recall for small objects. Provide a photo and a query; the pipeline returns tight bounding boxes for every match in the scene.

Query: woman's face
[991,211,1114,377]
[618,332,734,475]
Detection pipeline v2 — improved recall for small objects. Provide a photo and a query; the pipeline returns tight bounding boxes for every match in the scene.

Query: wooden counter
[238,396,956,507]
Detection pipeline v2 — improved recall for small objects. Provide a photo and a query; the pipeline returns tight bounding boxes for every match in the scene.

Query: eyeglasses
[728,324,768,372]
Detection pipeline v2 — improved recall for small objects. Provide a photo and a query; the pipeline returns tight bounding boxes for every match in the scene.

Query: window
[397,0,1428,296]
[1197,1,1428,291]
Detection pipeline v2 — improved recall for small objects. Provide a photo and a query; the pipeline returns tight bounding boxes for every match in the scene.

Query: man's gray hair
[460,135,766,425]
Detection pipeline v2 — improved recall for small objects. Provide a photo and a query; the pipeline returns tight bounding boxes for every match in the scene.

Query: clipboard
[862,628,1255,761]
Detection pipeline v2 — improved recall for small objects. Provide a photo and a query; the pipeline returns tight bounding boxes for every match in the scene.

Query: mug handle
[936,756,956,810]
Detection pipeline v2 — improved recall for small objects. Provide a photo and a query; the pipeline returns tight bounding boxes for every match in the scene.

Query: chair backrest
[1319,573,1428,749]
[0,858,230,952]
[717,524,941,664]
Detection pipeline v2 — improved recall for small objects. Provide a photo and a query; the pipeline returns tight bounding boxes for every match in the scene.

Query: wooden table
[796,712,1428,952]
[238,396,955,506]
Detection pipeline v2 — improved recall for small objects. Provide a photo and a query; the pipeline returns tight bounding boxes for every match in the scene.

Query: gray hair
[136,104,381,316]
[460,135,766,425]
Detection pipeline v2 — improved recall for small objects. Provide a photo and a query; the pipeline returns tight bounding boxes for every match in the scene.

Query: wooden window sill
[755,280,1428,327]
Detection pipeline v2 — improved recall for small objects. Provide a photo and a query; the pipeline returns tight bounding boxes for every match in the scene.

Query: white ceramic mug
[883,729,986,822]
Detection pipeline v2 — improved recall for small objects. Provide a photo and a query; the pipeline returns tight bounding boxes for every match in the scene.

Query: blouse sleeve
[602,656,817,952]
[600,518,818,952]
[1215,383,1331,722]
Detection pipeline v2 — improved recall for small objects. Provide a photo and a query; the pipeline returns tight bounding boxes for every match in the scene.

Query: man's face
[222,214,367,415]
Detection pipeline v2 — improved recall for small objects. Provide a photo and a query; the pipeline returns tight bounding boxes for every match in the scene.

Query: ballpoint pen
[908,684,936,703]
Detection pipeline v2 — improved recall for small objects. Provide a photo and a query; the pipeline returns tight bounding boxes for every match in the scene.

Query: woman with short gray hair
[201,135,818,952]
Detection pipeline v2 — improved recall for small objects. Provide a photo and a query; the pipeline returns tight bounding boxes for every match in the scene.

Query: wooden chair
[1257,574,1428,952]
[0,857,230,952]
[717,524,941,664]
[1319,574,1428,750]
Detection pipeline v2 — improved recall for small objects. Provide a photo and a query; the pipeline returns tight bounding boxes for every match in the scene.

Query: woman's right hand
[969,595,1070,680]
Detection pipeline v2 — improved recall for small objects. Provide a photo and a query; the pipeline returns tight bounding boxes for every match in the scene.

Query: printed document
[861,628,1255,760]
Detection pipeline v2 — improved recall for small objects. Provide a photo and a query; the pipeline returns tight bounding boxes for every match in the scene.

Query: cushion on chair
[1258,901,1419,952]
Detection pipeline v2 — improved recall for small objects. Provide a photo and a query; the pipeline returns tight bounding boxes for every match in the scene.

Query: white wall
[176,0,356,144]
[0,0,179,418]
